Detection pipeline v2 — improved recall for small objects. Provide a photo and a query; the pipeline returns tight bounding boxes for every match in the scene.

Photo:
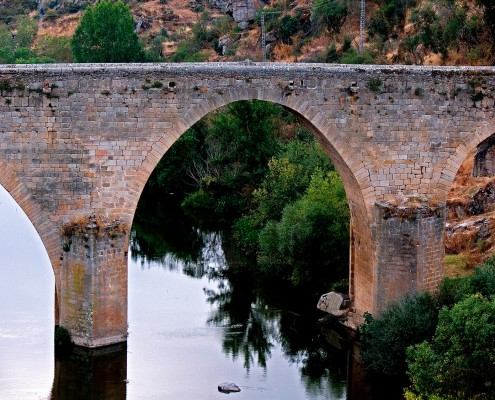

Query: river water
[0,187,351,400]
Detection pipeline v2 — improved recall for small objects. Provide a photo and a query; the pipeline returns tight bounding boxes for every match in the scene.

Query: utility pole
[359,0,365,52]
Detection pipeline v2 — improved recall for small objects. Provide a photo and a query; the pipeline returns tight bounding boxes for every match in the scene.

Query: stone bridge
[1,62,494,347]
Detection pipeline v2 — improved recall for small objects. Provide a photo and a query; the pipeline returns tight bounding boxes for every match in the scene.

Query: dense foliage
[160,101,283,224]
[147,100,350,295]
[234,139,334,253]
[361,259,495,397]
[257,171,349,295]
[406,294,495,400]
[71,0,145,62]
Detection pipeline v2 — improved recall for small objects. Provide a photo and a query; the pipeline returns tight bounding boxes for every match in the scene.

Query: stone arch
[0,158,61,322]
[436,118,495,203]
[0,159,59,270]
[133,87,377,311]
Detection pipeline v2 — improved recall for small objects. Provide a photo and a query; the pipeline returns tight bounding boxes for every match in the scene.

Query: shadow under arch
[0,158,60,320]
[132,88,377,309]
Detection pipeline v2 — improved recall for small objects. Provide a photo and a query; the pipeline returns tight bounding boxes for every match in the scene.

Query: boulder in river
[317,292,350,317]
[218,382,241,393]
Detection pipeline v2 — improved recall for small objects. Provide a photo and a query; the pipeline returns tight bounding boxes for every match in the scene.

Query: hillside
[0,0,493,65]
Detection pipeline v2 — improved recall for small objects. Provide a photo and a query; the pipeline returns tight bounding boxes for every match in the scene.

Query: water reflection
[131,196,348,399]
[51,344,127,400]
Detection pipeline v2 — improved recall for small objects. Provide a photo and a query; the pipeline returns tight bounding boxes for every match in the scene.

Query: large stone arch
[132,87,376,312]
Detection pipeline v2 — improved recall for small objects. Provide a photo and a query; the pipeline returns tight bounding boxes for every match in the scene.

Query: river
[0,187,351,399]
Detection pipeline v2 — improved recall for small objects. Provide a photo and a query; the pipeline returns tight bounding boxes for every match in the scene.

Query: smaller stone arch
[439,118,495,202]
[473,135,495,177]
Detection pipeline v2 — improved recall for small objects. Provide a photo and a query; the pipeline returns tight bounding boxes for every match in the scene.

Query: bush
[44,8,59,21]
[368,0,416,40]
[169,40,206,62]
[435,258,495,307]
[407,294,495,400]
[340,47,375,64]
[54,325,72,355]
[35,35,73,62]
[274,15,301,44]
[359,292,438,377]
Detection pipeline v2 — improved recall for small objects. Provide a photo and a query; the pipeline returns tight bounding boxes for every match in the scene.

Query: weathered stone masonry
[1,62,494,347]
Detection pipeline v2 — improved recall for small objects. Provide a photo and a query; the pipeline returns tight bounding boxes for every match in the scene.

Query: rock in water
[317,292,349,317]
[218,382,241,393]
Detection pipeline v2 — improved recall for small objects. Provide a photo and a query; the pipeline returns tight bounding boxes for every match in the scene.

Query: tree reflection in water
[131,195,347,399]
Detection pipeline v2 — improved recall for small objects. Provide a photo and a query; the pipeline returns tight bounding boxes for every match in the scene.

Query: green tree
[407,294,495,400]
[15,15,37,48]
[312,0,348,35]
[257,171,349,294]
[71,0,145,62]
[234,139,333,255]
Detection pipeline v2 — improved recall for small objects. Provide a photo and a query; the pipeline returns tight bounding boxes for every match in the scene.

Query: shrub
[54,325,72,356]
[435,258,495,307]
[35,35,73,62]
[340,47,375,64]
[368,0,417,40]
[360,292,438,377]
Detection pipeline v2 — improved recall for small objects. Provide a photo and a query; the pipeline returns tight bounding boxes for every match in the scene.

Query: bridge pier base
[373,201,446,314]
[59,217,129,348]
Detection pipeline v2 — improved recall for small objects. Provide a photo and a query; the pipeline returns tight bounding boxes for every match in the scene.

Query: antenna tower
[359,0,365,52]
[261,10,282,62]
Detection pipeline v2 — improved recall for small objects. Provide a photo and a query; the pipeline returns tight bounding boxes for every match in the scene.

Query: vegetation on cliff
[0,0,494,65]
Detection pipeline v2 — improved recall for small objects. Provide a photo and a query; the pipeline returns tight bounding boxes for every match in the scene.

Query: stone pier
[374,201,446,313]
[59,217,129,347]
